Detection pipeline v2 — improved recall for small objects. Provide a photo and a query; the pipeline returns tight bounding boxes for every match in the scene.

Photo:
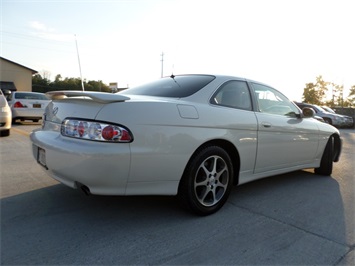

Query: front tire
[179,146,234,216]
[323,118,332,125]
[315,137,333,175]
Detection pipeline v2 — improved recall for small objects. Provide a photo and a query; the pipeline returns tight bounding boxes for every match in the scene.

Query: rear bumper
[30,129,131,195]
[12,108,45,119]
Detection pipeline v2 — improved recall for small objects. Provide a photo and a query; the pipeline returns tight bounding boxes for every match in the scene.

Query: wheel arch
[332,133,342,162]
[180,139,241,188]
[323,117,333,124]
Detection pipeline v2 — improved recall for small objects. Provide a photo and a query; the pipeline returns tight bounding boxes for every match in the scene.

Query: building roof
[0,56,38,74]
[0,81,17,91]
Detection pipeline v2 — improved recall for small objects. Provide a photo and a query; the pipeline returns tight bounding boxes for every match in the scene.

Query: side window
[252,83,299,117]
[211,80,252,111]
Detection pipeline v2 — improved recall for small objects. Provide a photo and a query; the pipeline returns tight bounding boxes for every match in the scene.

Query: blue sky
[1,0,355,101]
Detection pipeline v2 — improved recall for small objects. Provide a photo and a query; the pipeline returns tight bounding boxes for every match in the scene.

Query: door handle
[261,122,272,128]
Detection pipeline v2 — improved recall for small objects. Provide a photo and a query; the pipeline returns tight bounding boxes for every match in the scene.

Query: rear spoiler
[46,91,130,103]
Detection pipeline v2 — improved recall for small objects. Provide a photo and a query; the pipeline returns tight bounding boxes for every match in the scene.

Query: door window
[252,83,299,117]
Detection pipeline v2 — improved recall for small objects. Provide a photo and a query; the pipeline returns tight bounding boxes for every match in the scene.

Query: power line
[1,41,75,54]
[0,30,73,46]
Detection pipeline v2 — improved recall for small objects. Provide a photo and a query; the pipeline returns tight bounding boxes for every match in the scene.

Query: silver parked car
[294,102,346,127]
[7,92,51,123]
[0,89,11,137]
[30,75,342,215]
[322,106,354,128]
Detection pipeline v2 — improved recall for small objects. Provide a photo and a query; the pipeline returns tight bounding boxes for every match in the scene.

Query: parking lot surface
[1,123,354,265]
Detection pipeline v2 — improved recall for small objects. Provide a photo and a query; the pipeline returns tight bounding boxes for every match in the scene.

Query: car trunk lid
[44,91,130,124]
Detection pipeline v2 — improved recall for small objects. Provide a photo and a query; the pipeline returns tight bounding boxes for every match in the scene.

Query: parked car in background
[313,115,325,123]
[294,102,346,127]
[322,106,354,128]
[30,74,342,215]
[322,106,335,113]
[7,92,51,123]
[0,89,11,137]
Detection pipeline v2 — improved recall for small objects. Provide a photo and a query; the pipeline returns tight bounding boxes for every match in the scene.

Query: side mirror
[302,107,315,118]
[1,89,11,97]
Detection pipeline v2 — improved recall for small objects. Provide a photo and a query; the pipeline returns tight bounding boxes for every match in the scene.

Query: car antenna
[170,73,181,88]
[75,34,85,91]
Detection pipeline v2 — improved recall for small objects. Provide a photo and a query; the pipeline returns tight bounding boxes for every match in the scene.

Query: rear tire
[315,137,333,175]
[0,129,10,137]
[178,146,234,216]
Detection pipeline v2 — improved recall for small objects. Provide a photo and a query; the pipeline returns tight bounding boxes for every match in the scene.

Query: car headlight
[61,118,133,143]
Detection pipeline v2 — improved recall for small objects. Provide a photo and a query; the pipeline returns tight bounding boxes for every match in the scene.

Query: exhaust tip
[80,185,91,196]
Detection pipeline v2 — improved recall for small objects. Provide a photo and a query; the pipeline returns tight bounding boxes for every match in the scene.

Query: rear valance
[46,91,130,103]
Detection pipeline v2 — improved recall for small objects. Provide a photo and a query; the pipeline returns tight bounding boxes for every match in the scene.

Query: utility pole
[161,52,164,78]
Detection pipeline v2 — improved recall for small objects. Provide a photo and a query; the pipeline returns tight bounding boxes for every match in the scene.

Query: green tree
[328,83,345,107]
[32,73,51,93]
[86,80,111,92]
[57,77,82,90]
[302,82,318,104]
[302,76,328,105]
[32,73,113,93]
[347,85,355,107]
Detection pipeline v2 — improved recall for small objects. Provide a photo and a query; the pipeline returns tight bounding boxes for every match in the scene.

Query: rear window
[120,75,215,98]
[14,92,49,100]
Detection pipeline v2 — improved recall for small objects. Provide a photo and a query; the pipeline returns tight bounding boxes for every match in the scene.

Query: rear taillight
[61,119,133,143]
[13,101,27,108]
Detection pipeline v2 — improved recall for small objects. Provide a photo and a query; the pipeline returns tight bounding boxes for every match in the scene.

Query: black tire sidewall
[180,146,234,215]
[315,137,333,175]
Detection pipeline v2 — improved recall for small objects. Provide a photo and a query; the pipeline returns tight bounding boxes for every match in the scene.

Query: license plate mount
[33,104,41,108]
[37,147,48,169]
